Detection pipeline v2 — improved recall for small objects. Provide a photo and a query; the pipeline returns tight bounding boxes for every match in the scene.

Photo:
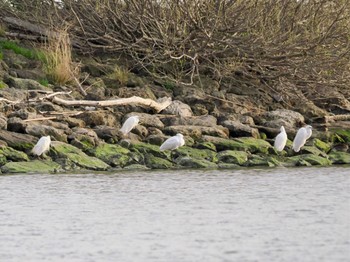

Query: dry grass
[42,28,79,85]
[112,65,129,86]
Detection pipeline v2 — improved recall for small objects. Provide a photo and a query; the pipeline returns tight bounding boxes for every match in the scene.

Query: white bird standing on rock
[292,125,312,152]
[160,134,185,151]
[32,136,51,156]
[120,116,140,136]
[274,126,287,151]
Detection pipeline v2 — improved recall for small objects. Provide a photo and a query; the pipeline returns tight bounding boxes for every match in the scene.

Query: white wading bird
[32,136,51,156]
[274,126,287,151]
[292,125,312,152]
[160,134,185,151]
[120,116,140,136]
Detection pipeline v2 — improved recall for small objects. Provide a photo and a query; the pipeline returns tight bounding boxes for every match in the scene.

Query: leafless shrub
[2,0,350,104]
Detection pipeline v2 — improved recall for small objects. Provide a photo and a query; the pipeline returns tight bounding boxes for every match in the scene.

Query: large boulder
[123,112,164,129]
[4,76,51,91]
[176,156,217,169]
[258,109,305,130]
[217,150,248,165]
[26,124,68,142]
[76,110,120,127]
[0,145,29,162]
[92,143,131,167]
[0,113,7,130]
[221,120,259,138]
[161,100,193,117]
[0,130,37,151]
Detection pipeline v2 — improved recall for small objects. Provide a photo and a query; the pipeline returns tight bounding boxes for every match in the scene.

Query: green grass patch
[0,40,44,60]
[38,78,49,87]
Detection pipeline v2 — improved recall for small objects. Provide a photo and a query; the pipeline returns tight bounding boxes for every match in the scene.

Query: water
[0,167,349,262]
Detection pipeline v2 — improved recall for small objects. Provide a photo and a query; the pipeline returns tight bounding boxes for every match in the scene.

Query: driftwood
[51,96,172,113]
[325,115,350,122]
[0,98,20,104]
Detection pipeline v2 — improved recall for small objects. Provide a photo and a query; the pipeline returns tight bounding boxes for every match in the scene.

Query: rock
[0,145,29,162]
[313,138,331,153]
[1,160,61,174]
[233,137,272,154]
[328,152,350,164]
[301,154,332,166]
[92,143,130,167]
[4,76,51,91]
[145,154,174,169]
[0,113,7,130]
[35,101,63,112]
[161,100,193,117]
[131,142,168,159]
[201,135,250,152]
[144,134,166,146]
[217,150,248,165]
[14,68,46,80]
[69,128,100,152]
[246,155,281,167]
[93,125,119,141]
[7,108,30,119]
[51,141,110,171]
[76,110,119,127]
[299,145,328,157]
[173,146,217,162]
[123,112,164,129]
[159,115,217,127]
[193,141,217,151]
[330,143,349,153]
[133,125,149,138]
[62,116,86,128]
[258,109,305,129]
[334,129,350,142]
[0,87,27,103]
[163,125,229,139]
[0,130,37,151]
[221,120,259,138]
[176,156,217,169]
[217,163,240,169]
[26,124,68,142]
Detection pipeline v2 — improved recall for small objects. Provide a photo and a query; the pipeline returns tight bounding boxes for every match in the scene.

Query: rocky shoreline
[1,41,350,174]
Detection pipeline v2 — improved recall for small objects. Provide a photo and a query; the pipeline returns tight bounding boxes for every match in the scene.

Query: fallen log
[51,96,172,113]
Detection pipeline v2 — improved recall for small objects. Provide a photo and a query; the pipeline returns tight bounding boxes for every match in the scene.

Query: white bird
[274,126,287,151]
[160,133,185,151]
[120,116,140,136]
[292,125,312,152]
[32,136,51,156]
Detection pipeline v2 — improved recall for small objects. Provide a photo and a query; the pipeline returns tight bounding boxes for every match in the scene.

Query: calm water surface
[0,167,349,262]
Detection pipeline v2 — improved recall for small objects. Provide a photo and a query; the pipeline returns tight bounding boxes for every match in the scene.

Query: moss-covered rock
[328,152,350,164]
[217,150,248,165]
[131,142,169,158]
[174,146,217,162]
[92,143,130,167]
[1,160,61,173]
[177,156,217,169]
[51,141,109,171]
[300,146,328,157]
[233,137,272,154]
[145,154,174,169]
[193,141,217,151]
[334,129,350,142]
[303,154,331,166]
[202,136,250,152]
[313,138,331,153]
[0,146,29,162]
[246,155,281,167]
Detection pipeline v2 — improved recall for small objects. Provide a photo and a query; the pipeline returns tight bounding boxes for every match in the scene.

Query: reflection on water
[0,167,349,262]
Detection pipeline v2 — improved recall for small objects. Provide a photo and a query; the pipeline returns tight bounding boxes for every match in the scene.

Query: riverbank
[0,38,350,173]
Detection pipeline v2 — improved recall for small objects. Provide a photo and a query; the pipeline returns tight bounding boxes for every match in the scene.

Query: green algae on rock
[131,142,169,159]
[313,138,331,153]
[92,143,131,167]
[246,154,281,167]
[287,154,331,166]
[0,145,29,162]
[174,146,217,162]
[145,154,174,169]
[233,137,272,154]
[51,141,110,171]
[1,160,61,173]
[328,151,350,164]
[217,150,248,165]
